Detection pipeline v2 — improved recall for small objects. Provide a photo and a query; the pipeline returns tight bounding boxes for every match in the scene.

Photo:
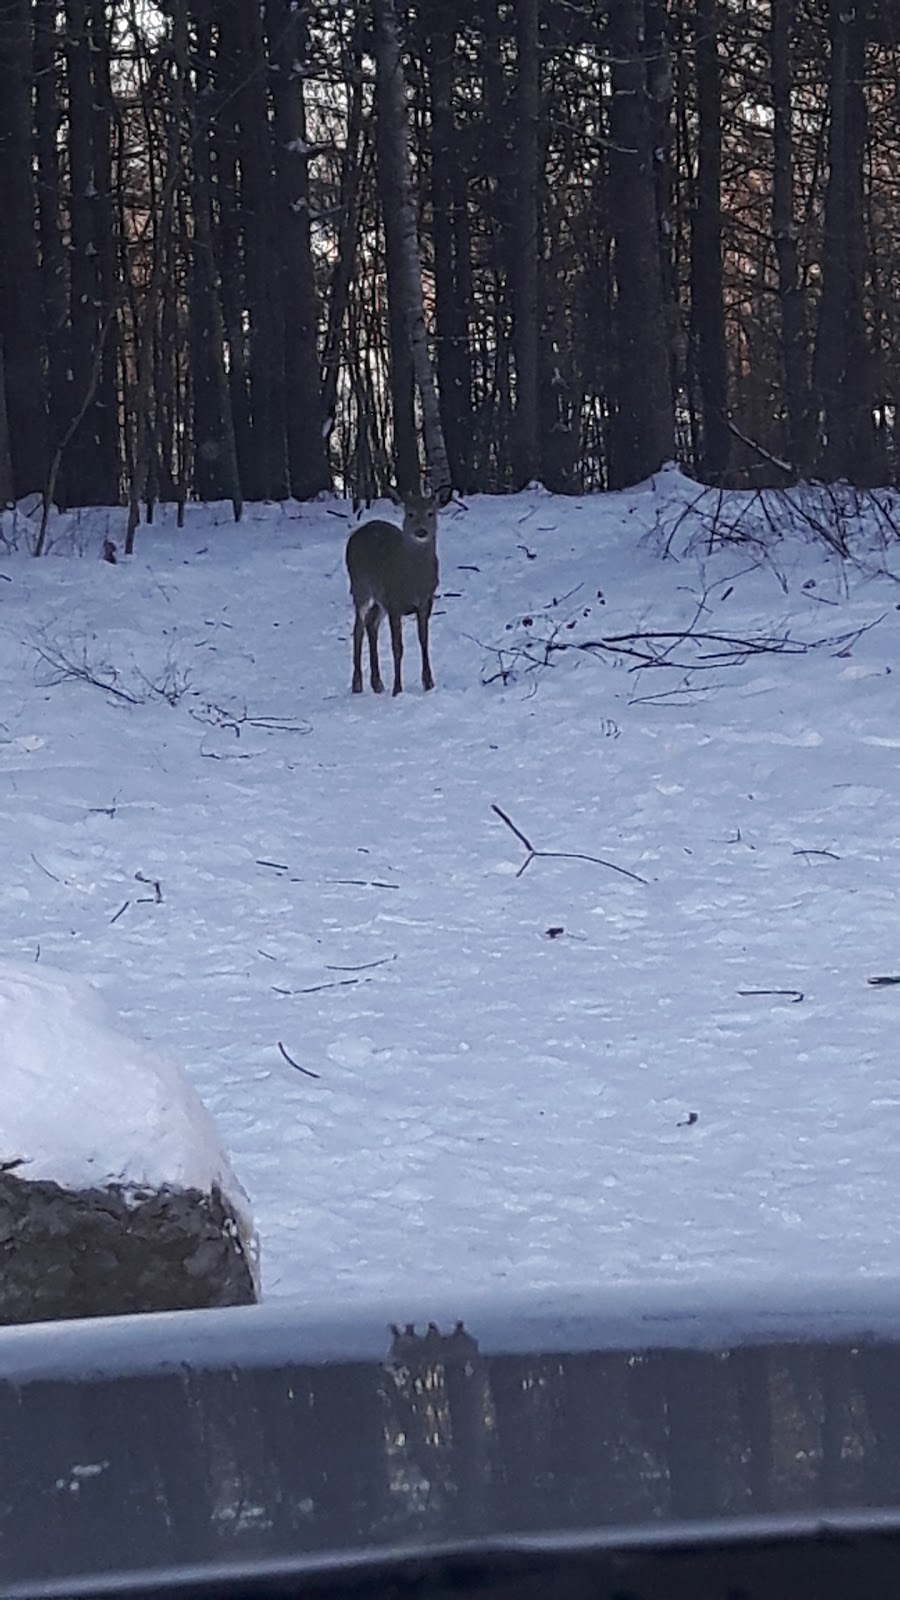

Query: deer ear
[385,485,403,506]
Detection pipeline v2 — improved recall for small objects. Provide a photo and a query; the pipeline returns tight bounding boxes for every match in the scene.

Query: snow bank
[0,961,253,1236]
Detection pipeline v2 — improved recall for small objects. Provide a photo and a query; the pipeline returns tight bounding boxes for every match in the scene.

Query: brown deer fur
[346,489,446,695]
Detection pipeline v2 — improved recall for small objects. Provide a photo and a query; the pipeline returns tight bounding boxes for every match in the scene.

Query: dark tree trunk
[449,155,477,479]
[428,14,474,491]
[481,0,515,485]
[373,0,450,496]
[0,336,13,505]
[0,0,48,497]
[34,0,71,503]
[606,0,675,488]
[232,0,287,500]
[511,0,540,489]
[264,0,332,499]
[771,0,810,473]
[125,0,187,552]
[85,0,121,502]
[321,66,365,446]
[375,30,418,496]
[645,0,677,396]
[64,0,116,505]
[187,11,242,514]
[691,0,730,482]
[673,8,700,465]
[207,24,254,497]
[812,0,877,482]
[152,242,180,504]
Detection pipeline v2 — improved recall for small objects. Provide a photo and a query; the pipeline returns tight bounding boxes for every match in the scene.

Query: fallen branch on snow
[32,636,143,703]
[277,1040,321,1078]
[190,702,312,737]
[484,612,884,687]
[31,632,195,706]
[491,803,648,885]
[737,988,804,1004]
[325,955,397,973]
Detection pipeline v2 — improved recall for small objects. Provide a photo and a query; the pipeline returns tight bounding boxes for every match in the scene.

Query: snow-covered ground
[2,468,900,1303]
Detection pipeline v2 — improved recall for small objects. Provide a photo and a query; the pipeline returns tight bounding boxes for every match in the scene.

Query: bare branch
[277,1040,321,1079]
[737,988,804,1003]
[325,955,397,973]
[490,803,534,854]
[492,803,648,886]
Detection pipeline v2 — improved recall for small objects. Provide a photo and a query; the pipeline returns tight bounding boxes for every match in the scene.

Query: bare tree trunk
[150,227,178,506]
[0,336,13,506]
[207,15,254,496]
[125,0,187,553]
[606,0,675,488]
[771,0,810,474]
[187,10,242,517]
[511,0,540,489]
[673,8,701,466]
[321,68,365,438]
[373,0,451,497]
[265,0,332,499]
[64,0,96,506]
[34,0,70,505]
[645,0,677,399]
[86,0,121,502]
[233,0,287,500]
[691,0,730,482]
[428,13,474,491]
[63,0,121,505]
[812,0,877,482]
[35,304,116,555]
[189,185,243,520]
[375,44,418,496]
[481,0,515,486]
[0,0,48,496]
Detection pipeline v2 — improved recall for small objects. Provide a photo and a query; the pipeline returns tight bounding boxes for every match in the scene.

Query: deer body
[346,491,440,695]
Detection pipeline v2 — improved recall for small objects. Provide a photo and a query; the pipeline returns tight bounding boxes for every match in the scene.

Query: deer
[345,485,449,696]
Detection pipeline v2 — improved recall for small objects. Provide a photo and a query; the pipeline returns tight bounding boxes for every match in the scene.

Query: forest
[0,0,897,528]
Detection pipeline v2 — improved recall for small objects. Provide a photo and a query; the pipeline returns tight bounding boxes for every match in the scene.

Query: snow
[0,961,252,1224]
[2,471,900,1304]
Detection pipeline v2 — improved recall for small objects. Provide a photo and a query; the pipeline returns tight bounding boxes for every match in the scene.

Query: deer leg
[417,600,434,691]
[365,605,384,693]
[352,611,365,693]
[389,611,404,695]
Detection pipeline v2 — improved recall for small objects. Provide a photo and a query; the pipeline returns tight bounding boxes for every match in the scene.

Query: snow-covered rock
[0,962,258,1322]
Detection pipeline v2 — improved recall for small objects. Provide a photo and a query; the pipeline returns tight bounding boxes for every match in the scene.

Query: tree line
[0,0,897,525]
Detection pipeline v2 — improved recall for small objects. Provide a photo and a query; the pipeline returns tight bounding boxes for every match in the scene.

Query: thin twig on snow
[491,803,648,885]
[277,1040,321,1079]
